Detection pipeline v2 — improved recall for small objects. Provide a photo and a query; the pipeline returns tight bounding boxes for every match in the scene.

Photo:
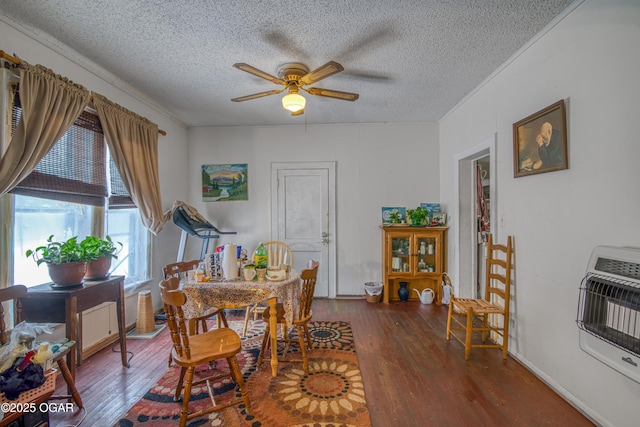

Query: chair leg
[481,313,489,342]
[465,308,474,360]
[179,367,195,427]
[303,324,313,350]
[228,356,251,412]
[502,315,509,360]
[258,325,270,367]
[446,301,453,340]
[242,306,251,337]
[297,325,309,375]
[55,357,83,409]
[174,367,186,402]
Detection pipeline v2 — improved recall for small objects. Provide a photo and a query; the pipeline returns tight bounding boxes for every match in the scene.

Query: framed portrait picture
[202,164,248,201]
[513,100,568,178]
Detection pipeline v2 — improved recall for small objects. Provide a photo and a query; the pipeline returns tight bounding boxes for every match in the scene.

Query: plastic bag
[364,282,383,296]
[0,322,46,399]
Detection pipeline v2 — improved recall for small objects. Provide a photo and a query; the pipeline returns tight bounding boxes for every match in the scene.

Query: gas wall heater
[577,246,640,384]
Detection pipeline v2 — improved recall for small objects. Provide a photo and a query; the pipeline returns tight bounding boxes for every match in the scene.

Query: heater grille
[577,246,640,384]
[577,273,640,357]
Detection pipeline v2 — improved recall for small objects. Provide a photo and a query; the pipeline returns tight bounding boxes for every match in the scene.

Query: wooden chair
[258,260,319,374]
[163,260,228,334]
[446,234,514,360]
[0,285,83,410]
[159,279,250,427]
[244,241,294,335]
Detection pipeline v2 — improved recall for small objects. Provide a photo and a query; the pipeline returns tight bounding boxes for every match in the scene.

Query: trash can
[364,282,383,303]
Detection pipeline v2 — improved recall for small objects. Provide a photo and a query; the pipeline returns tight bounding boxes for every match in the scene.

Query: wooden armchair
[163,260,228,334]
[258,260,319,374]
[446,234,514,360]
[159,278,250,427]
[0,285,82,409]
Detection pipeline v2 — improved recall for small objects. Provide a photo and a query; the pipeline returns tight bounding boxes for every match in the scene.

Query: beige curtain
[92,93,167,234]
[0,61,91,196]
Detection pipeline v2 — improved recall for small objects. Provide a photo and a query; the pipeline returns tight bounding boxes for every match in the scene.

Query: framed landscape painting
[202,164,248,201]
[513,100,568,178]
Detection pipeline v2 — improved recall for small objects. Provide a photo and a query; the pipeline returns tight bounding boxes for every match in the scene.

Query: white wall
[0,17,190,318]
[439,1,640,426]
[187,122,439,295]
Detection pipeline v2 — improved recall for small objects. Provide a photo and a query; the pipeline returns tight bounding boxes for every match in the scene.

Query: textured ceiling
[0,0,574,127]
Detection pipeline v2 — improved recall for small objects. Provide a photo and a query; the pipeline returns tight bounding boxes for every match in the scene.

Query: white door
[271,162,336,298]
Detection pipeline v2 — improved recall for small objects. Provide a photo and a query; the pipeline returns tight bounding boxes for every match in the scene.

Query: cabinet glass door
[416,236,437,273]
[391,236,411,272]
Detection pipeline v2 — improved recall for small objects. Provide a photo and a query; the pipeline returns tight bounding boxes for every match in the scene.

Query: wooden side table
[17,276,129,381]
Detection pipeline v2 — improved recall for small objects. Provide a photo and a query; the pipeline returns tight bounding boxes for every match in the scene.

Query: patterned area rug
[116,320,371,427]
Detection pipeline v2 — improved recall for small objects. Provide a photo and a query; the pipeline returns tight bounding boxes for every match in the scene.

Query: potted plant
[407,206,430,226]
[80,235,123,280]
[26,235,89,287]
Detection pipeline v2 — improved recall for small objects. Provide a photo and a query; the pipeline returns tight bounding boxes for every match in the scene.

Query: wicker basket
[136,290,155,334]
[365,293,382,303]
[0,368,56,404]
[364,282,383,303]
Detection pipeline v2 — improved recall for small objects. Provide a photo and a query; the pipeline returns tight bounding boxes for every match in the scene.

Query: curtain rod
[0,49,167,136]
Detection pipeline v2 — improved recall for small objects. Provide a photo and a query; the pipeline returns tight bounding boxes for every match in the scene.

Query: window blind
[10,84,134,208]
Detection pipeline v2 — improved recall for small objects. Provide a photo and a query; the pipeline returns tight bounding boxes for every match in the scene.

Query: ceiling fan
[231,61,359,116]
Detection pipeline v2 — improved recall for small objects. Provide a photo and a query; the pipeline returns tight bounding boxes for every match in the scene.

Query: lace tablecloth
[181,270,301,327]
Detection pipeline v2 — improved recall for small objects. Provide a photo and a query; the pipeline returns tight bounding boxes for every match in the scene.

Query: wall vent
[577,246,640,384]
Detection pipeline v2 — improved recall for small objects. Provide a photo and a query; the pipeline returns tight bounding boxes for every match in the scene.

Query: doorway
[455,135,496,298]
[271,162,336,298]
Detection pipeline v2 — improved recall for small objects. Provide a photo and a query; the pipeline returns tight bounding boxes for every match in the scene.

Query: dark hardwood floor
[50,299,594,426]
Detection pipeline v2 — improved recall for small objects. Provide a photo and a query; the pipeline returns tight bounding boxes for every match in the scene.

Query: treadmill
[172,205,236,261]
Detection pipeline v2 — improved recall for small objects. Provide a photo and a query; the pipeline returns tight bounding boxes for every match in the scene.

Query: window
[9,85,150,288]
[13,195,149,288]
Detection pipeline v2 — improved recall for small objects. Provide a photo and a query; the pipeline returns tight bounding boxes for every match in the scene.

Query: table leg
[65,297,77,380]
[268,296,278,377]
[117,283,129,368]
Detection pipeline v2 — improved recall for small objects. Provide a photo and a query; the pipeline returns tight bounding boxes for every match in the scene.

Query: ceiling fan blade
[231,89,284,102]
[306,87,359,101]
[299,61,344,86]
[233,63,283,85]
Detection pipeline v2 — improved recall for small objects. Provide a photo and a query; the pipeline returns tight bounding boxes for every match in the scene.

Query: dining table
[181,270,301,376]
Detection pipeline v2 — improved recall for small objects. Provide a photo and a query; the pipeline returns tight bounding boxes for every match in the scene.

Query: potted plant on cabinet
[26,235,89,288]
[407,206,430,226]
[80,235,123,280]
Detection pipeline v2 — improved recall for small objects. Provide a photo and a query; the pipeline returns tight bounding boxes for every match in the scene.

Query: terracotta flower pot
[85,256,112,280]
[47,261,87,288]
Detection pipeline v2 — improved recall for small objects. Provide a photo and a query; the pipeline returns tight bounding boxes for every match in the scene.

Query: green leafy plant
[80,235,123,260]
[407,206,430,226]
[389,211,401,224]
[26,235,88,266]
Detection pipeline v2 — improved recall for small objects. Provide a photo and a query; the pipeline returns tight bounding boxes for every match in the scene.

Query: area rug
[116,320,371,427]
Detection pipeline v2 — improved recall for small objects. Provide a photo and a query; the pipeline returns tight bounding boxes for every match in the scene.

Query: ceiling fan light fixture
[282,91,306,113]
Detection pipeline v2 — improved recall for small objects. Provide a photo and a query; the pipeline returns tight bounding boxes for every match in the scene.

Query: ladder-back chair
[258,260,319,374]
[159,278,250,427]
[446,234,514,360]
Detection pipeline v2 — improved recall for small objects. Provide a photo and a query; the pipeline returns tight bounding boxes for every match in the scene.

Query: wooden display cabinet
[381,226,447,304]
